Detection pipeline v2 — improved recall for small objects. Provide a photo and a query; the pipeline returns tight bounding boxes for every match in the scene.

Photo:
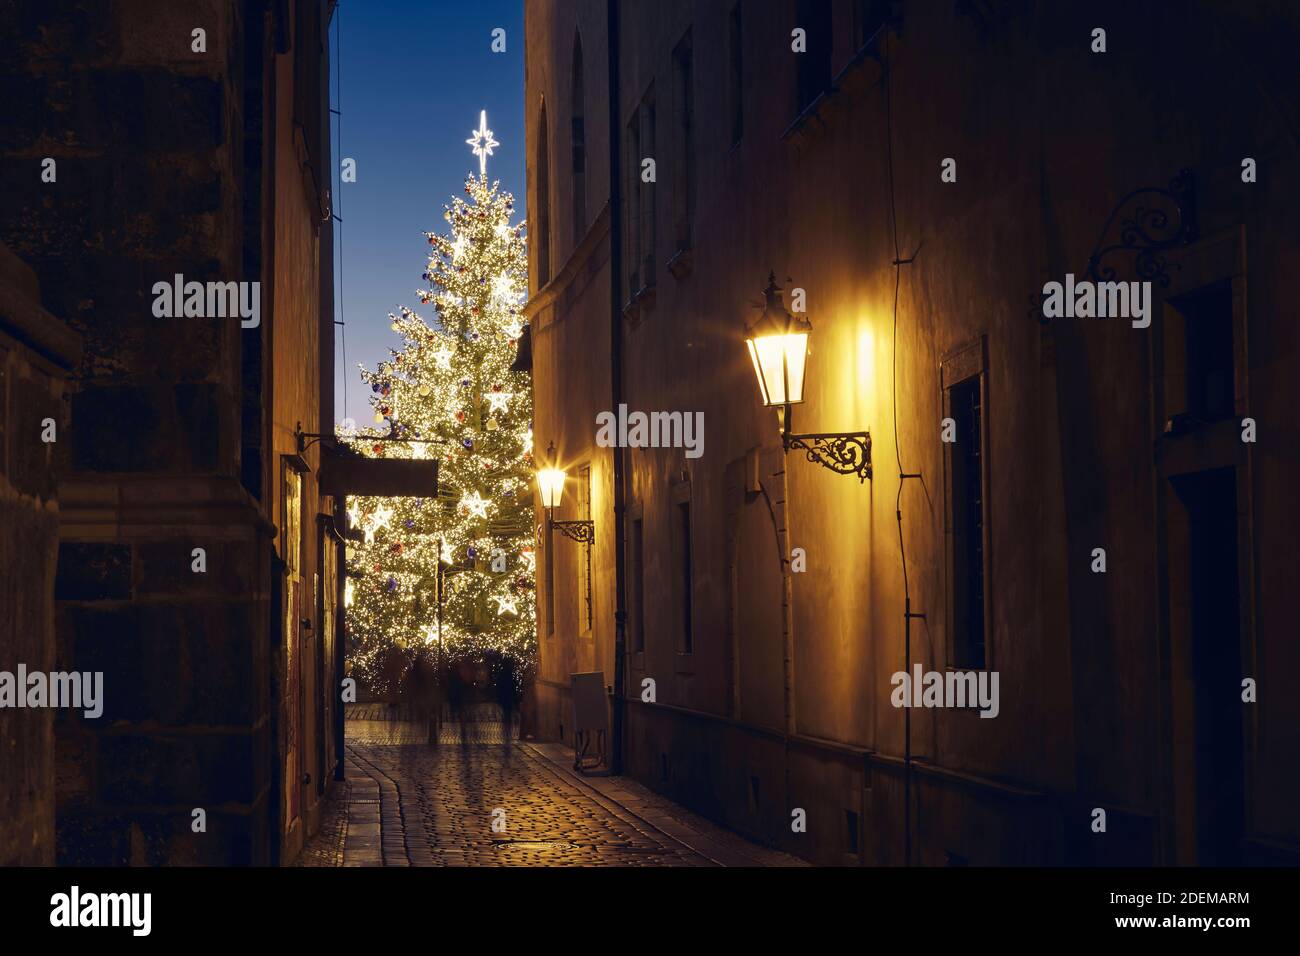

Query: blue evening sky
[330,0,525,425]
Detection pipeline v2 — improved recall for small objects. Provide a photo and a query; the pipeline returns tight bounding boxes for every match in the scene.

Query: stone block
[7,362,59,499]
[98,731,260,806]
[64,599,262,727]
[71,383,222,473]
[0,0,115,65]
[55,542,132,601]
[136,538,252,597]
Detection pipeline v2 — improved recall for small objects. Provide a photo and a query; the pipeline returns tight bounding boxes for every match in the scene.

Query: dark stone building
[0,243,82,865]
[524,0,1300,865]
[0,0,341,865]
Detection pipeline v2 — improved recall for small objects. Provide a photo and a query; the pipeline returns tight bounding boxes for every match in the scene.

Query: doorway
[1170,468,1244,864]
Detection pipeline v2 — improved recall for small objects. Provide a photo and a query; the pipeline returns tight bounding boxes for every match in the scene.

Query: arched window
[535,100,551,286]
[571,32,586,244]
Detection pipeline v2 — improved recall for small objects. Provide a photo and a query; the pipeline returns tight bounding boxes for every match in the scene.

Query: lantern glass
[536,467,566,509]
[747,331,808,406]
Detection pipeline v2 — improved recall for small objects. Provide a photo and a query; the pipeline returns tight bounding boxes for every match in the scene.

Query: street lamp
[746,271,872,481]
[535,442,595,542]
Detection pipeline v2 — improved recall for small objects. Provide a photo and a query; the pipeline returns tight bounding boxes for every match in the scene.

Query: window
[571,33,586,244]
[795,0,833,115]
[631,517,645,653]
[576,465,593,634]
[728,4,743,145]
[948,373,986,670]
[1164,279,1235,428]
[675,500,694,654]
[672,30,695,254]
[535,101,551,286]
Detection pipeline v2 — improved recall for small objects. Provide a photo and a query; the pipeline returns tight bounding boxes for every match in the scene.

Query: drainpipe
[607,0,628,776]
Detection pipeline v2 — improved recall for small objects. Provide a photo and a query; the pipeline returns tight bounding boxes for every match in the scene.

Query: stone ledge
[0,242,82,370]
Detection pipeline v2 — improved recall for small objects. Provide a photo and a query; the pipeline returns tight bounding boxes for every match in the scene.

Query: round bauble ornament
[486,417,499,431]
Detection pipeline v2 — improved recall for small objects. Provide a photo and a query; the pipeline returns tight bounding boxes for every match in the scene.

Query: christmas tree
[341,113,534,696]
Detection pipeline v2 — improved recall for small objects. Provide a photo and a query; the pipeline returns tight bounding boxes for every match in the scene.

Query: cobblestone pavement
[299,719,805,868]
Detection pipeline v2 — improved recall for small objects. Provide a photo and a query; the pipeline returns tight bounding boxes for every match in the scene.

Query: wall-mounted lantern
[746,272,872,481]
[535,442,595,542]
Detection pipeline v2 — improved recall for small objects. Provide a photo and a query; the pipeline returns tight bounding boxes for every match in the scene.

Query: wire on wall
[883,26,926,868]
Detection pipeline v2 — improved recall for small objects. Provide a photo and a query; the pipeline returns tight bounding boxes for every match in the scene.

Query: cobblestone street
[299,714,803,867]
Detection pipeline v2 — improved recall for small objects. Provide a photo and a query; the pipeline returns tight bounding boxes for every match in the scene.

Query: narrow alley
[299,707,804,868]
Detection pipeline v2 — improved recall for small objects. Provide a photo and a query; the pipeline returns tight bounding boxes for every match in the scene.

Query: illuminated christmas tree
[342,112,534,695]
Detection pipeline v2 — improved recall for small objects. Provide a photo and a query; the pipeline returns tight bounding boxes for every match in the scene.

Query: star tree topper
[466,109,500,178]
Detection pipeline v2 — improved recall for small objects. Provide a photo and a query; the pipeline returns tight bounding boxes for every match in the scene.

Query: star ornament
[490,594,519,617]
[485,391,512,414]
[491,274,516,304]
[461,491,491,519]
[466,109,500,178]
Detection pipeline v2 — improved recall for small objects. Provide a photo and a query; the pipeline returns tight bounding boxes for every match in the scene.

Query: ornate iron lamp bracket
[1032,169,1198,325]
[784,430,873,483]
[1082,168,1198,287]
[551,519,595,544]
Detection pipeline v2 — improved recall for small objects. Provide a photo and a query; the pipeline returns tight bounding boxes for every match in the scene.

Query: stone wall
[524,0,1300,865]
[0,0,337,865]
[0,243,82,865]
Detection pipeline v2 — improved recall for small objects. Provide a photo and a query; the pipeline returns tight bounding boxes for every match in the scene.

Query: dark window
[535,103,551,286]
[571,33,587,244]
[1165,279,1235,427]
[672,30,695,253]
[676,501,694,654]
[950,376,986,669]
[728,4,743,145]
[631,517,645,652]
[795,0,833,114]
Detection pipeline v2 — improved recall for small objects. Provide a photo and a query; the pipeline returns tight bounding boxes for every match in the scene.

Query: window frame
[942,336,993,672]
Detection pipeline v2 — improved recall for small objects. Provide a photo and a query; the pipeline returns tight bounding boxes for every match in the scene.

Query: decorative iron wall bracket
[551,519,595,544]
[1082,168,1197,286]
[784,431,873,482]
[1031,168,1198,325]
